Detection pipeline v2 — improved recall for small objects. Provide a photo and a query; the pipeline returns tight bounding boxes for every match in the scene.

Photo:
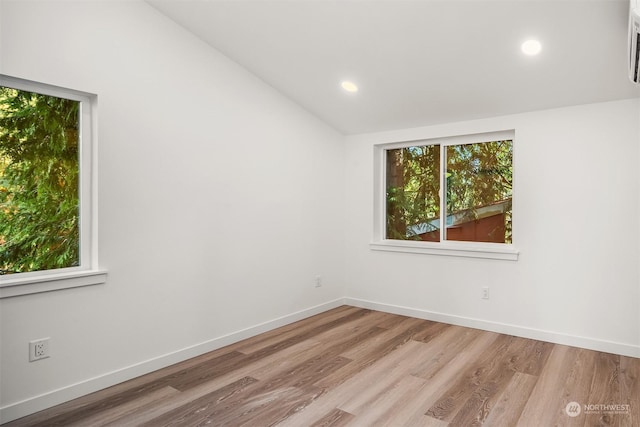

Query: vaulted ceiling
[148,0,640,134]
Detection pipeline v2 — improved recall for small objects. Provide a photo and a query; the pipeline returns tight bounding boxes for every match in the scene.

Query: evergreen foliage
[0,86,80,274]
[386,140,512,243]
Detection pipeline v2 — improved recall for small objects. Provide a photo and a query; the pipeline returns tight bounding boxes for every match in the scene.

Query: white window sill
[0,269,107,299]
[370,240,519,261]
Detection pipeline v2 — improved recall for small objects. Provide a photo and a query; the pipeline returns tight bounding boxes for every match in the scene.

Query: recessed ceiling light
[341,81,358,93]
[521,39,542,56]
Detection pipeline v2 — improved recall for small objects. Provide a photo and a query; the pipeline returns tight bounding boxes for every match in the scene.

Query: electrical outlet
[29,338,50,362]
[315,275,322,288]
[482,287,490,300]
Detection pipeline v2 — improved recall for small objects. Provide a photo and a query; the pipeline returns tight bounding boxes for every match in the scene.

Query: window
[0,75,105,298]
[372,131,518,260]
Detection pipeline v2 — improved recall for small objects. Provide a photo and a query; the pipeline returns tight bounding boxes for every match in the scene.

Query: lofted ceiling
[148,0,640,135]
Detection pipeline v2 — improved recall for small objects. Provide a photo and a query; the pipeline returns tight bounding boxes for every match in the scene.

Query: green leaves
[0,86,80,274]
[386,140,513,243]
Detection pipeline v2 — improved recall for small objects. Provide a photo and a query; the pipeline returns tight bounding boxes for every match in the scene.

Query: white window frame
[0,75,106,298]
[371,130,519,261]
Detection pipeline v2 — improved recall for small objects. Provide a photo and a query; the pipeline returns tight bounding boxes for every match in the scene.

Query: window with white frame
[0,75,105,298]
[372,130,518,260]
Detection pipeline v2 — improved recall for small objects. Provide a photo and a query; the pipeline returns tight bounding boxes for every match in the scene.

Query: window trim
[0,75,106,298]
[372,130,519,261]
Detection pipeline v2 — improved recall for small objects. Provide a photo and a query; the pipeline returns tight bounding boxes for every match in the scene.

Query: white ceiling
[148,0,640,135]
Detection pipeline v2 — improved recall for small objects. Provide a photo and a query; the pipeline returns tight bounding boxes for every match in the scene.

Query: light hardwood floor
[4,306,639,426]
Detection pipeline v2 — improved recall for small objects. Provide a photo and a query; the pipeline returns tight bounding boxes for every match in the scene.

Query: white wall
[0,1,345,422]
[344,98,640,357]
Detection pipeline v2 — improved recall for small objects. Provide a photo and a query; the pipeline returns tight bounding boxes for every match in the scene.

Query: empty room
[1,0,639,425]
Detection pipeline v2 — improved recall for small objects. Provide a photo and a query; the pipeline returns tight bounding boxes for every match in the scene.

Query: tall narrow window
[0,85,81,273]
[383,133,513,246]
[0,75,104,297]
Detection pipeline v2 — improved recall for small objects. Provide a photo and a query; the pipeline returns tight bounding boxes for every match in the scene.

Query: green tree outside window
[0,86,80,274]
[386,140,512,244]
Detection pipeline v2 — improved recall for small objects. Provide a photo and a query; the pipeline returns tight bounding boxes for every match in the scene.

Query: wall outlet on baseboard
[315,275,322,288]
[29,338,50,362]
[482,287,490,300]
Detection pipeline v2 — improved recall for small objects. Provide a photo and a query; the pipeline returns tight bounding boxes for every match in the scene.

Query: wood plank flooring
[4,306,639,426]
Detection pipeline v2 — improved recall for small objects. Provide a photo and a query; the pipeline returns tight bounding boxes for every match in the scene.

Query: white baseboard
[345,297,640,359]
[0,298,346,424]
